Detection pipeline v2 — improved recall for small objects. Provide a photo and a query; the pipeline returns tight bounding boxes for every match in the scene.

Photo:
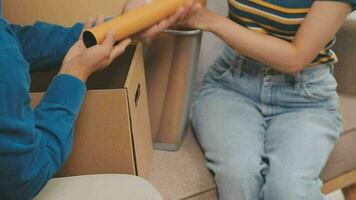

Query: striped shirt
[228,0,356,66]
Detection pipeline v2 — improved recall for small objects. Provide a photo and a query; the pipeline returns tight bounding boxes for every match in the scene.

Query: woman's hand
[178,6,219,31]
[59,16,131,82]
[122,0,198,38]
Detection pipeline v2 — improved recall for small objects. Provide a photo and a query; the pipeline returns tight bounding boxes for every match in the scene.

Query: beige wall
[3,0,126,25]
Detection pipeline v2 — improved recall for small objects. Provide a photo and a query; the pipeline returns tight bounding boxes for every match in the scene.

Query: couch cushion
[334,20,356,96]
[321,129,356,182]
[321,94,356,181]
[339,94,356,133]
[35,174,162,200]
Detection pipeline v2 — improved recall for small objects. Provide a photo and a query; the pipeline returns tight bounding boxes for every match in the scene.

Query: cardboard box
[4,0,203,152]
[30,44,153,178]
[5,0,152,178]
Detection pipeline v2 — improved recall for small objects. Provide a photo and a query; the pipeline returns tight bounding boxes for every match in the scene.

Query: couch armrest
[333,20,356,96]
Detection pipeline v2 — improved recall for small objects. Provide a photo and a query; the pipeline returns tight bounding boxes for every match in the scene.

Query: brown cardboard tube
[83,0,207,48]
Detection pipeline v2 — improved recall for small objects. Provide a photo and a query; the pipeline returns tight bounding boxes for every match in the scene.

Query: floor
[148,127,345,200]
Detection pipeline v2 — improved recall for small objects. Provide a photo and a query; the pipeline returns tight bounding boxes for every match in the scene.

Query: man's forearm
[10,22,83,72]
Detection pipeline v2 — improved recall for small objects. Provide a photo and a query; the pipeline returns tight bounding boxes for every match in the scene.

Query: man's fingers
[102,29,116,49]
[88,29,116,59]
[110,38,132,62]
[79,15,105,41]
[81,29,117,69]
[85,18,95,29]
[80,18,94,40]
[96,15,106,26]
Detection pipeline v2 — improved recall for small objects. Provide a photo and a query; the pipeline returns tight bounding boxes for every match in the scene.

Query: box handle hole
[135,84,141,107]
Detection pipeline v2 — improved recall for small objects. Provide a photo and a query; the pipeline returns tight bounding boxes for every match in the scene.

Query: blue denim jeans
[192,45,342,200]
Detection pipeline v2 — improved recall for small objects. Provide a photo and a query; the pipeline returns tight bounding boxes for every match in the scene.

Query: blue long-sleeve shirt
[0,2,86,199]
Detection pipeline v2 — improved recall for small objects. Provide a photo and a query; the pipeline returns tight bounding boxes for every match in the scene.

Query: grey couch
[321,19,356,199]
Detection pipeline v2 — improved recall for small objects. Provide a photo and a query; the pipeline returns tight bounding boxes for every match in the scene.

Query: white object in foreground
[34,174,162,200]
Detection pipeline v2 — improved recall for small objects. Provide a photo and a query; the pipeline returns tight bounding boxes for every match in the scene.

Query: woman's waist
[220,45,334,83]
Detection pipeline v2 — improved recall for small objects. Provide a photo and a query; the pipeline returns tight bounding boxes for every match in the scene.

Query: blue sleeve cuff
[40,74,86,115]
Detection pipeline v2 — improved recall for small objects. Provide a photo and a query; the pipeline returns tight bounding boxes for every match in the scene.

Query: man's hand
[59,16,131,82]
[122,0,199,38]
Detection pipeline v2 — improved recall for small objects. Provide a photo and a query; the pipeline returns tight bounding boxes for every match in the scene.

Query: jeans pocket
[216,64,234,80]
[209,59,234,81]
[301,70,337,101]
[210,54,245,81]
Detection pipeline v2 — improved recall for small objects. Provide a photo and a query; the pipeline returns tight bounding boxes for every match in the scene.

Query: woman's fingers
[178,1,194,22]
[133,0,199,39]
[192,3,202,13]
[168,6,185,25]
[140,5,186,38]
[177,2,202,26]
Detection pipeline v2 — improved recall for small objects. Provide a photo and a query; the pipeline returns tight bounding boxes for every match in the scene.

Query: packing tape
[83,0,206,48]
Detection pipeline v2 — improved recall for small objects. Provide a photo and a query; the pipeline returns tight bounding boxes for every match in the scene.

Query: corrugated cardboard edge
[31,89,137,177]
[125,44,153,178]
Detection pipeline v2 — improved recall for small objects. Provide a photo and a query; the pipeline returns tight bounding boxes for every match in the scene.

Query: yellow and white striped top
[228,0,355,65]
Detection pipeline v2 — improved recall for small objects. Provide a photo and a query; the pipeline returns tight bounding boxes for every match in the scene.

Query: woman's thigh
[192,82,267,171]
[263,109,342,193]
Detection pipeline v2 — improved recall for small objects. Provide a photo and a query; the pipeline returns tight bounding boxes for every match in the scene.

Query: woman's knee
[263,169,323,200]
[210,159,265,200]
[213,159,264,189]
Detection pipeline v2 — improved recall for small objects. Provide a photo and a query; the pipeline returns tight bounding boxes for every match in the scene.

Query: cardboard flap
[86,45,136,90]
[31,90,136,177]
[125,44,153,178]
[30,45,137,92]
[60,90,136,177]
